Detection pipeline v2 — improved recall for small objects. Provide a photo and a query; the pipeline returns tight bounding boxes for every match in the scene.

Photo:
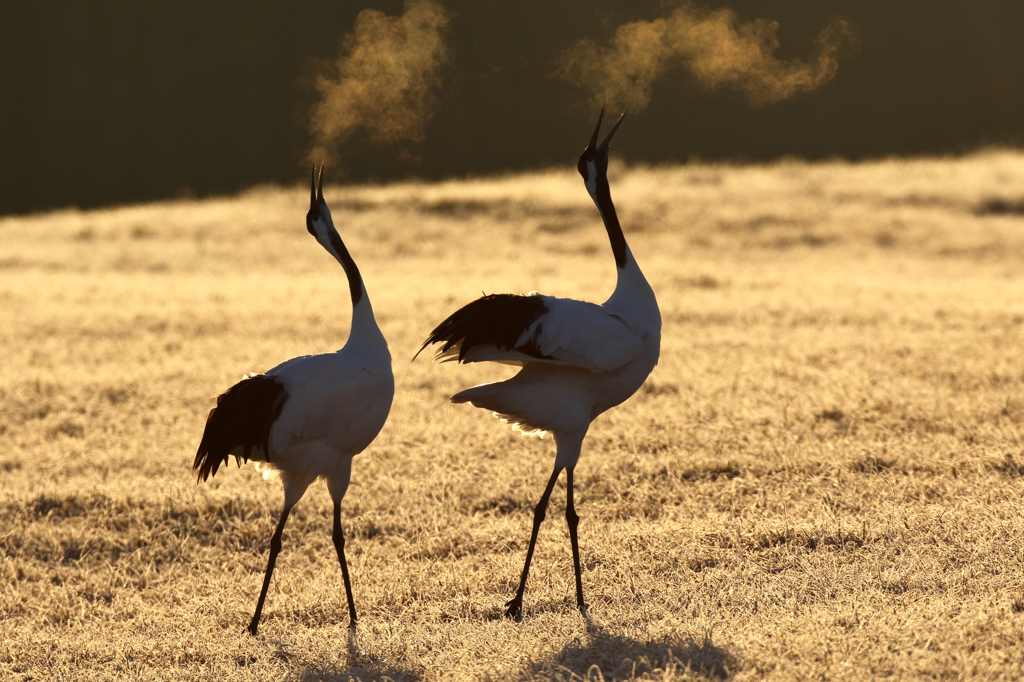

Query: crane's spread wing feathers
[418,293,551,363]
[193,374,288,481]
[420,293,644,373]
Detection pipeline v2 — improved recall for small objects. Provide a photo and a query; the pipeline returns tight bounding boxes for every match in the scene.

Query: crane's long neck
[322,227,388,355]
[591,177,628,270]
[326,226,364,308]
[590,174,660,326]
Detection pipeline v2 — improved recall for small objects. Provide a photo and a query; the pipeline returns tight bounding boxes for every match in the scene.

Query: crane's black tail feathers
[417,293,549,362]
[194,374,289,483]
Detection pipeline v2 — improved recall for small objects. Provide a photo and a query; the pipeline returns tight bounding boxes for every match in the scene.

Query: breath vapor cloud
[307,0,452,166]
[556,3,857,110]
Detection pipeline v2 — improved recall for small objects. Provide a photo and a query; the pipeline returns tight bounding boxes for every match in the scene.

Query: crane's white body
[452,249,660,468]
[254,302,393,505]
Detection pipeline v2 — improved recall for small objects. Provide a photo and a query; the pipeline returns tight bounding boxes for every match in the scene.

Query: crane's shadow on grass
[268,630,423,682]
[511,626,736,681]
[261,622,735,682]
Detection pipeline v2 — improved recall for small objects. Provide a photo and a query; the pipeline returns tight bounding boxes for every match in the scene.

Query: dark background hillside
[1,1,1022,215]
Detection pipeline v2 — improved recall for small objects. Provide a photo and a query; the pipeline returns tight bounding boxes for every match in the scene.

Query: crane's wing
[193,373,287,481]
[420,293,644,373]
[520,296,645,372]
[266,353,393,456]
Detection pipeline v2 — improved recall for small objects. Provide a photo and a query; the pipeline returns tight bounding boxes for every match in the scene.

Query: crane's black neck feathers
[593,180,627,269]
[194,374,288,482]
[418,293,551,362]
[306,204,364,307]
[578,108,628,270]
[328,226,364,307]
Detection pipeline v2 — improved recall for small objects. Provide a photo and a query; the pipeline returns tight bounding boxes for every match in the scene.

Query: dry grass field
[3,151,1024,681]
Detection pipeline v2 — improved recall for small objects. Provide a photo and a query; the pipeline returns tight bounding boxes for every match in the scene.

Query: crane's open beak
[598,112,625,151]
[588,103,606,150]
[588,102,626,152]
[309,163,325,211]
[309,165,318,211]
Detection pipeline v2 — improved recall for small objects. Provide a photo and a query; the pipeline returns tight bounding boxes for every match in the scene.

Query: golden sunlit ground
[3,151,1024,681]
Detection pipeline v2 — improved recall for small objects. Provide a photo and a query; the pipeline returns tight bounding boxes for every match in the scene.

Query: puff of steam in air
[308,0,452,165]
[556,2,857,110]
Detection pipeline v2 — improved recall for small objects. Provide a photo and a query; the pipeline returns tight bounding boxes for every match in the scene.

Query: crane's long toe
[504,596,588,620]
[504,596,524,621]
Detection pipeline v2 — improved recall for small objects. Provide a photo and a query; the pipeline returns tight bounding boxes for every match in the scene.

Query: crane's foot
[348,617,358,630]
[246,621,259,637]
[504,595,524,622]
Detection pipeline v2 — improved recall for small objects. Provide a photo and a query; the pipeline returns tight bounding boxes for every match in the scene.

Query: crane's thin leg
[332,500,358,629]
[505,467,562,621]
[565,467,587,616]
[248,503,292,636]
